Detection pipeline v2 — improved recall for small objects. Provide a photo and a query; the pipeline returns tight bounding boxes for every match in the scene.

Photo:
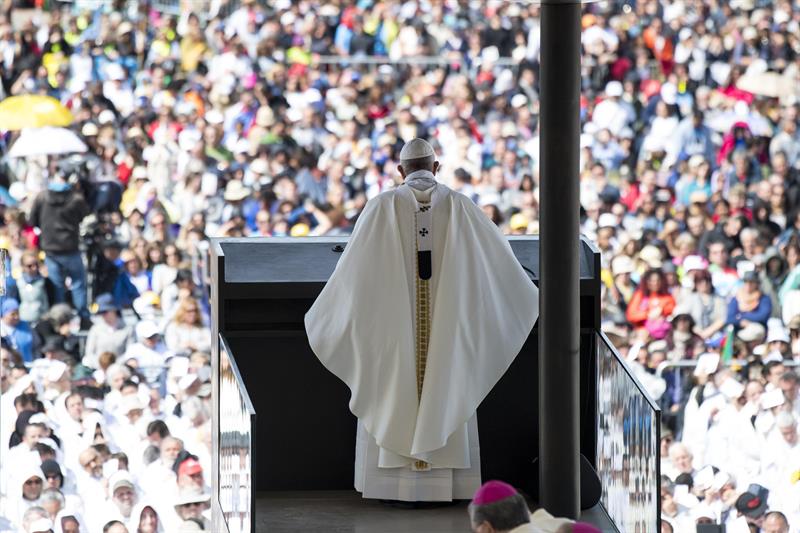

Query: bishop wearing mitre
[305,138,539,502]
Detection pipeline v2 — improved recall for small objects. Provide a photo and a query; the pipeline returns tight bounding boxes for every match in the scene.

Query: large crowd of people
[0,0,799,531]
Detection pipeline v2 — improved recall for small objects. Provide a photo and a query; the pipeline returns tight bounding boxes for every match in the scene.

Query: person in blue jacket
[0,298,37,363]
[726,270,772,331]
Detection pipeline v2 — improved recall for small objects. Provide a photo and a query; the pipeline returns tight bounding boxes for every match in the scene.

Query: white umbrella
[736,71,797,99]
[8,127,87,158]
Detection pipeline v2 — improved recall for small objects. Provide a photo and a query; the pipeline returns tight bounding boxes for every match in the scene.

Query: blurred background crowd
[0,0,799,531]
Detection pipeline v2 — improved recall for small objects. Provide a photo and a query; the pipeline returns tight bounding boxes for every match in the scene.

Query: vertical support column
[539,0,582,520]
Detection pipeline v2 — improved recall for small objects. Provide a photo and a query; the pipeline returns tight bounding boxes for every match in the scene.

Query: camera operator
[29,171,92,329]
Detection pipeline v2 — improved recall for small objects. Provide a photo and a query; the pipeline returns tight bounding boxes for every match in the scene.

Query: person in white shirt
[592,81,634,137]
[42,360,71,420]
[664,442,695,482]
[138,437,183,511]
[150,245,182,296]
[74,447,106,509]
[102,63,135,117]
[83,294,133,369]
[2,463,45,529]
[54,392,86,445]
[163,298,210,356]
[108,395,152,474]
[128,501,165,533]
[761,412,800,496]
[6,415,45,467]
[103,363,133,419]
[169,487,211,531]
[713,380,764,488]
[121,321,172,371]
[778,371,800,418]
[98,471,139,532]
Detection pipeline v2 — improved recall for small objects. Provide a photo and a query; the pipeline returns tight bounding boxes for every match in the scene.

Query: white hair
[105,364,131,385]
[740,227,759,241]
[668,441,692,459]
[400,155,435,174]
[21,506,47,530]
[182,397,207,424]
[776,411,797,430]
[40,488,65,507]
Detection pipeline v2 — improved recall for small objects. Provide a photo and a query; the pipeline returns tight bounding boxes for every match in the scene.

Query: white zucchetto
[399,138,434,161]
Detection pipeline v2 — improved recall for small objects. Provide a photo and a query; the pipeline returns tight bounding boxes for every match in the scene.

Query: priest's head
[468,480,531,533]
[398,138,439,178]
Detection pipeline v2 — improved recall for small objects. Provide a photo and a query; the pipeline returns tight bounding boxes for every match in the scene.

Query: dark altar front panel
[224,329,596,495]
[213,237,601,495]
[226,333,356,490]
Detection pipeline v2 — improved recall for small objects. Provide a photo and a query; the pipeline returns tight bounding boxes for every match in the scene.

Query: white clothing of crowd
[0,318,214,533]
[658,357,800,533]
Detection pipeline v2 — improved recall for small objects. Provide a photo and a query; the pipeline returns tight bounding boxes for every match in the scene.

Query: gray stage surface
[253,491,618,533]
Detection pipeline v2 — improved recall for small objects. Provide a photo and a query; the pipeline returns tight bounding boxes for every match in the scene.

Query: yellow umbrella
[0,95,74,131]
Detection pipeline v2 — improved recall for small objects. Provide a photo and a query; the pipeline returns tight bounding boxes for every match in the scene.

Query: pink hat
[573,523,602,533]
[243,73,258,90]
[471,480,517,505]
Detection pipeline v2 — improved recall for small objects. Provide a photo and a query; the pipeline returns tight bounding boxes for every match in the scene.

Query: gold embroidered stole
[413,200,432,471]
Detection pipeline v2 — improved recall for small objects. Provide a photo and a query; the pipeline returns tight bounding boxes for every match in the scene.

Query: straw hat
[638,245,663,269]
[255,106,276,127]
[223,181,250,202]
[611,256,635,276]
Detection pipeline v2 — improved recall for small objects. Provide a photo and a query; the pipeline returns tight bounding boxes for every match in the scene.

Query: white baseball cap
[605,81,623,97]
[46,360,69,383]
[598,213,617,229]
[682,255,708,273]
[119,394,144,415]
[766,327,790,344]
[136,321,160,340]
[29,518,54,533]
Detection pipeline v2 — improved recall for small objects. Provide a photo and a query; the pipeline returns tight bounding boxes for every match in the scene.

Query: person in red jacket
[627,269,676,339]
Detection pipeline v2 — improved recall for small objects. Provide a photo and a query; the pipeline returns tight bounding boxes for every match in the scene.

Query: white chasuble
[305,172,539,501]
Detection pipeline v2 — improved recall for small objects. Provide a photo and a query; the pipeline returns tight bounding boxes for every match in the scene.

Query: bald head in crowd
[762,511,790,533]
[79,447,103,478]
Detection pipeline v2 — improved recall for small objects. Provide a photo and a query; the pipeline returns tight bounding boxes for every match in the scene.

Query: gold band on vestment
[414,202,431,471]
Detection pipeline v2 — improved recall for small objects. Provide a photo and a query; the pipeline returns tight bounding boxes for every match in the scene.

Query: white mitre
[399,138,434,161]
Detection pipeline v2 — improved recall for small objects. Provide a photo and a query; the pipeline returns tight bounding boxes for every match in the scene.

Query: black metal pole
[539,0,582,520]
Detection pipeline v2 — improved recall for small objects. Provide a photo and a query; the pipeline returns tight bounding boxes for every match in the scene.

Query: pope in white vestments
[305,138,539,502]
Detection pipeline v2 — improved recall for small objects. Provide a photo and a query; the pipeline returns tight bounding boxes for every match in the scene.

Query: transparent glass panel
[219,337,255,533]
[597,334,660,533]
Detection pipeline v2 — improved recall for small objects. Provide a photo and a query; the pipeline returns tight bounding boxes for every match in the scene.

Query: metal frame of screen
[596,331,661,532]
[218,334,256,533]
